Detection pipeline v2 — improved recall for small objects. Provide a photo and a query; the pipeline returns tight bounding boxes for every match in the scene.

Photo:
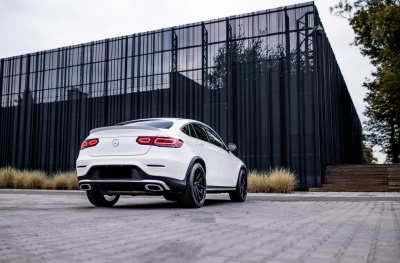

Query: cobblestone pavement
[0,190,399,263]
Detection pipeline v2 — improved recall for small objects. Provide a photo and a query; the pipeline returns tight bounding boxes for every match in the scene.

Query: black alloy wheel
[178,163,206,208]
[229,169,247,202]
[86,191,120,207]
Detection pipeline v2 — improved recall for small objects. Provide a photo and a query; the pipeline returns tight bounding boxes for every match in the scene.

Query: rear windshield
[116,120,173,129]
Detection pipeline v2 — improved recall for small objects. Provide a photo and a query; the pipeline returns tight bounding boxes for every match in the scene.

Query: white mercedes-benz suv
[76,118,247,208]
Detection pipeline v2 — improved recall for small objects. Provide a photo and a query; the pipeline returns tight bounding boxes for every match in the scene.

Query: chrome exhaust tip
[80,184,92,190]
[144,184,164,192]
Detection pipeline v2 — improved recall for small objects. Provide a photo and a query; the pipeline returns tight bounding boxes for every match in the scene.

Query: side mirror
[228,143,237,152]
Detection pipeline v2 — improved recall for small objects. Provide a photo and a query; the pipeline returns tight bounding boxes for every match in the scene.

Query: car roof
[115,118,202,128]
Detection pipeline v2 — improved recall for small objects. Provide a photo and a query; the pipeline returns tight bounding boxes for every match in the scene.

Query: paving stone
[0,190,399,263]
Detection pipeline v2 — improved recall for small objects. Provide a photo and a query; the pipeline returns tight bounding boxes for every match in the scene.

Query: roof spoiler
[90,125,159,134]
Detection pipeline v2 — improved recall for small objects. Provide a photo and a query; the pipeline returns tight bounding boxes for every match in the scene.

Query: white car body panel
[77,143,192,181]
[86,128,160,157]
[195,138,221,185]
[218,149,242,187]
[76,118,246,193]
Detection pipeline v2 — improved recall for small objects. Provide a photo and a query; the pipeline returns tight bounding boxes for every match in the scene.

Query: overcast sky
[0,0,383,162]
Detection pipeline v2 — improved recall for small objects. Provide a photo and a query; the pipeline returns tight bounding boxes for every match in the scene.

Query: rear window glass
[181,125,191,136]
[117,120,173,129]
[191,123,209,142]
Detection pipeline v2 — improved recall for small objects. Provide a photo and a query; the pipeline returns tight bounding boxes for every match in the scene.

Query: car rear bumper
[76,146,192,181]
[77,165,187,195]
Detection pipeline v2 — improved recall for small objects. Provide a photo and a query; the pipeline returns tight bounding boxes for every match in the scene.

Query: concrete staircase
[313,164,400,191]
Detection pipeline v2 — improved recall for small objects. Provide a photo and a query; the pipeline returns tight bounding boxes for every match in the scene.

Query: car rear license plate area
[84,165,148,180]
[98,166,132,178]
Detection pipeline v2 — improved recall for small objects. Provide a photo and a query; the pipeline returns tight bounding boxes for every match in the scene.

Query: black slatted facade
[0,2,363,188]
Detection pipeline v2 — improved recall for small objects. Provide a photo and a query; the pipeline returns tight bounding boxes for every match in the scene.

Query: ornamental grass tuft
[0,167,78,190]
[266,167,298,193]
[0,165,296,193]
[248,167,298,193]
[53,171,79,190]
[22,170,48,189]
[0,166,18,188]
[248,170,269,193]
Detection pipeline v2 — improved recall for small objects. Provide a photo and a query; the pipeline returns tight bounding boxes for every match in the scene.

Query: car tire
[178,163,206,208]
[229,169,247,202]
[86,191,120,207]
[163,193,178,201]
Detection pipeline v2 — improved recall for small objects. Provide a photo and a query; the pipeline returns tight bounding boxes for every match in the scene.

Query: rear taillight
[136,136,183,148]
[80,138,99,150]
[154,137,184,148]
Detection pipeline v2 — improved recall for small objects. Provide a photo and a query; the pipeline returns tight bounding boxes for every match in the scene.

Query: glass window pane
[191,123,208,142]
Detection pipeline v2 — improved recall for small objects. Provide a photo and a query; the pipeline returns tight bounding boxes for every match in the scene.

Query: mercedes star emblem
[112,139,119,147]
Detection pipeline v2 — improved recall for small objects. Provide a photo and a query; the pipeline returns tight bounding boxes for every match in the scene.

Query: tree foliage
[331,0,400,163]
[207,30,307,90]
[331,0,400,66]
[363,144,378,164]
[208,36,282,90]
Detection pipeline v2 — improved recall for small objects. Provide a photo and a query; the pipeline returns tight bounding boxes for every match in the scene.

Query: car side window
[181,125,191,136]
[202,126,226,149]
[191,123,209,142]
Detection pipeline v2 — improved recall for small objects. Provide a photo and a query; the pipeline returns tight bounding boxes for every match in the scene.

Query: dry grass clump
[266,167,297,193]
[23,170,48,189]
[0,166,18,188]
[248,167,298,193]
[248,170,269,193]
[0,168,49,189]
[53,171,79,190]
[13,171,27,189]
[2,166,297,192]
[43,179,55,190]
[52,172,69,190]
[0,167,78,190]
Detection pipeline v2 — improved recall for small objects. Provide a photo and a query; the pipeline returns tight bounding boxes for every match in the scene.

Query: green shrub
[266,167,297,193]
[0,166,18,188]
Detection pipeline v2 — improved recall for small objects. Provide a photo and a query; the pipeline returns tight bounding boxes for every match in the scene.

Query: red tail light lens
[137,137,155,145]
[154,137,184,148]
[80,138,99,149]
[136,137,183,148]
